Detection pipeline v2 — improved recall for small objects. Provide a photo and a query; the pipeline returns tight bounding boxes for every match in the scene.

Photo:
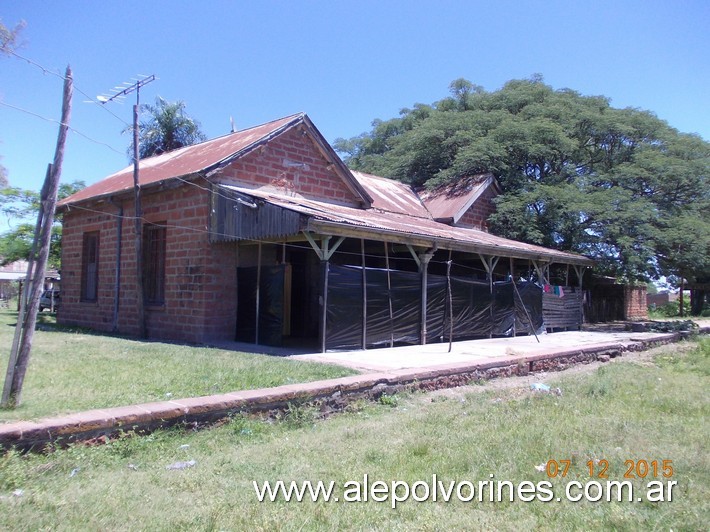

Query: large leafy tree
[0,180,85,268]
[335,77,710,291]
[127,96,207,159]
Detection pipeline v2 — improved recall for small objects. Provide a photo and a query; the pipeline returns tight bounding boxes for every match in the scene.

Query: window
[143,224,166,305]
[81,231,99,301]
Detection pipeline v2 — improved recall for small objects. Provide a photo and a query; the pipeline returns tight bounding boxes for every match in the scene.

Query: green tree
[0,18,25,55]
[0,180,85,268]
[1,18,25,187]
[126,96,207,159]
[335,76,710,284]
[0,161,8,188]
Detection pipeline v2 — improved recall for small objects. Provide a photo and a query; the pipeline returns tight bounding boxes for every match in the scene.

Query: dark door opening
[236,265,285,346]
[285,247,320,347]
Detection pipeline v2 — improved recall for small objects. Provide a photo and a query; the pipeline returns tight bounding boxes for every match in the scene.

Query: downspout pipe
[108,198,123,333]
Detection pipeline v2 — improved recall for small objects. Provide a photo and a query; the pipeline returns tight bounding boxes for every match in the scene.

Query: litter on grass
[530,383,562,396]
[166,460,196,470]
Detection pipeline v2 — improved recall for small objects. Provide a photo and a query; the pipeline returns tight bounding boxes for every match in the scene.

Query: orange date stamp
[545,459,674,479]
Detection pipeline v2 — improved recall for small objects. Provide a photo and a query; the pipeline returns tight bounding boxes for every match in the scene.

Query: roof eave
[58,172,204,211]
[307,219,594,266]
[301,115,374,208]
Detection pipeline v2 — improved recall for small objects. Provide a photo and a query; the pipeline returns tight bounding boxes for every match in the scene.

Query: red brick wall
[455,186,497,231]
[59,179,239,344]
[624,286,648,320]
[59,203,119,332]
[217,127,363,206]
[58,127,356,345]
[647,293,670,307]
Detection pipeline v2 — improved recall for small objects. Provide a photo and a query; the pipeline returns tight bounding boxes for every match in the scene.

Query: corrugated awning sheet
[217,184,593,265]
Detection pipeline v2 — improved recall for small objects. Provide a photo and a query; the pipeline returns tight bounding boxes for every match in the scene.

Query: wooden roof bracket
[303,231,345,261]
[478,254,500,280]
[531,260,550,285]
[572,264,585,287]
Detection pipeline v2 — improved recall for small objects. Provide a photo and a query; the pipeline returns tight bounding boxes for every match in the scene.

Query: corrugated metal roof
[420,173,497,222]
[59,114,306,206]
[219,185,593,265]
[351,171,431,218]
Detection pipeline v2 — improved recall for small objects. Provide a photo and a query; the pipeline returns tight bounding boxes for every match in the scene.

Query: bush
[648,300,691,318]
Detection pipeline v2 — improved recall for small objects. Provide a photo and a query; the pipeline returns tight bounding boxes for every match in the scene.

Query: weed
[344,398,369,413]
[228,413,268,439]
[377,393,399,407]
[282,402,319,428]
[0,449,26,491]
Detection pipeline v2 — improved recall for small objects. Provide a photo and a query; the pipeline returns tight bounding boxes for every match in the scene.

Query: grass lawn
[0,308,356,422]
[1,338,707,530]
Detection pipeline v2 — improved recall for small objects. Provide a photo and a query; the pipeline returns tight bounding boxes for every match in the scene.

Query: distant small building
[647,292,670,308]
[584,276,648,322]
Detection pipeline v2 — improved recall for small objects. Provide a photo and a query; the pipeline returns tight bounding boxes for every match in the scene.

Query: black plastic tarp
[492,281,515,336]
[236,265,285,346]
[324,265,363,350]
[514,281,544,335]
[325,265,420,350]
[324,264,544,351]
[447,276,493,339]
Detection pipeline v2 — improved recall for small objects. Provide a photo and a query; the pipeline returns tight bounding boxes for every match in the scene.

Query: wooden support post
[255,241,262,344]
[419,251,433,345]
[320,260,329,353]
[573,265,585,328]
[447,250,453,351]
[133,100,146,339]
[532,260,548,285]
[2,67,72,408]
[361,239,367,350]
[510,257,516,337]
[385,241,394,348]
[3,166,50,408]
[479,254,499,338]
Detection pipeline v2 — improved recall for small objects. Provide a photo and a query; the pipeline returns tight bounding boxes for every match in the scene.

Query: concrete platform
[290,330,678,371]
[2,324,707,452]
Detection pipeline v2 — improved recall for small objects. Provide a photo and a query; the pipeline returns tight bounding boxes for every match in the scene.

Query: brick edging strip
[1,329,706,452]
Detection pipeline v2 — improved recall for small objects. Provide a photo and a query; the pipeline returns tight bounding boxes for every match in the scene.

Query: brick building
[58,113,593,350]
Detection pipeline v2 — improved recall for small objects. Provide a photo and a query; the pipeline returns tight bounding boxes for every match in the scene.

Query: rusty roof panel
[59,114,305,206]
[420,173,497,222]
[351,171,431,218]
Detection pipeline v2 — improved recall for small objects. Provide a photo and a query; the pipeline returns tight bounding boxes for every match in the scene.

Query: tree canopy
[334,76,710,284]
[0,18,25,55]
[127,96,207,159]
[0,180,85,268]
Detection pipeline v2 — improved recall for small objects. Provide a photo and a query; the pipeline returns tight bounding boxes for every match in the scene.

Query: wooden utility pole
[132,97,146,338]
[2,66,72,407]
[98,75,154,338]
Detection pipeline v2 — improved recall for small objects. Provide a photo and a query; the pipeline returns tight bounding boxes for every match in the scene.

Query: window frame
[143,223,167,306]
[80,231,100,302]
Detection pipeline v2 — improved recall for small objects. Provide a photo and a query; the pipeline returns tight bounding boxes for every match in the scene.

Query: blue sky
[1,0,708,220]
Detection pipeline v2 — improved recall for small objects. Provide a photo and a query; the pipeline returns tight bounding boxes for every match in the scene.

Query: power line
[8,50,131,127]
[0,100,126,157]
[64,201,510,279]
